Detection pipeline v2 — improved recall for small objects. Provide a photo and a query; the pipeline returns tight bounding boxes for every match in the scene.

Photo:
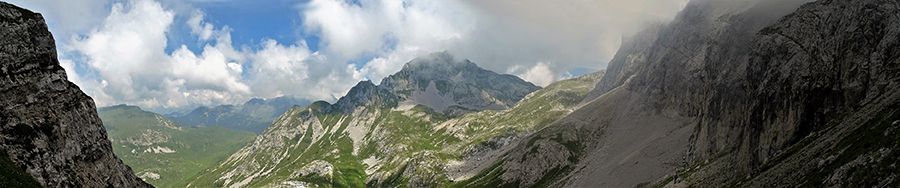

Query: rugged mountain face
[99,105,255,187]
[0,2,150,187]
[187,53,588,187]
[457,0,900,187]
[581,23,664,104]
[172,96,311,134]
[380,52,541,117]
[686,0,900,186]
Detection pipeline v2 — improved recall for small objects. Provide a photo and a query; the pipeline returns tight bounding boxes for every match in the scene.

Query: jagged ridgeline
[0,2,150,187]
[187,51,605,187]
[171,96,312,134]
[98,105,256,187]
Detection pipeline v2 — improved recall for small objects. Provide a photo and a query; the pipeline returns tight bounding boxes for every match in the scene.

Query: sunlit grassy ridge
[99,105,256,188]
[188,70,604,187]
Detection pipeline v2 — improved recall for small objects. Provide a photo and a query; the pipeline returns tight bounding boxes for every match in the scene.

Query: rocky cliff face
[462,0,900,187]
[581,23,664,104]
[687,0,900,186]
[0,2,150,187]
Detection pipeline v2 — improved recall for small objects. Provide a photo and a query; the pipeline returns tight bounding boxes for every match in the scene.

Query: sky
[8,0,689,113]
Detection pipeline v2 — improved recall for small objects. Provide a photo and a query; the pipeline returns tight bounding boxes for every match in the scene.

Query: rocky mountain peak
[334,80,398,113]
[0,2,150,187]
[299,51,539,117]
[378,51,540,117]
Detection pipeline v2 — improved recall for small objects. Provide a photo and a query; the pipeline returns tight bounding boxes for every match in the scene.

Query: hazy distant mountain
[98,105,255,187]
[162,109,191,119]
[172,96,312,134]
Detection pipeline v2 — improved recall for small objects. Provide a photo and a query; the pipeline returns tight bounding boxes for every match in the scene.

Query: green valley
[99,105,256,187]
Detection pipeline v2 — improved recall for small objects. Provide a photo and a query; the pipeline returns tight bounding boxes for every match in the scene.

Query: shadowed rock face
[693,0,900,185]
[481,1,812,186]
[471,0,900,187]
[0,2,151,187]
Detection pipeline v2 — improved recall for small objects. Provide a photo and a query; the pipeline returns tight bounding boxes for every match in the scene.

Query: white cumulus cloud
[512,62,556,87]
[186,10,216,41]
[13,0,693,113]
[70,0,251,110]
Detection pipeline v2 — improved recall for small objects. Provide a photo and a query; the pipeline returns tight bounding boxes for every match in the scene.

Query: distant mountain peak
[98,104,143,112]
[327,51,541,117]
[334,80,398,113]
[244,98,266,105]
[171,96,312,133]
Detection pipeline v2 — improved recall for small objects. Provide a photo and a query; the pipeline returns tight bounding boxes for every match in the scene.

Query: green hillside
[99,105,256,187]
[188,69,605,187]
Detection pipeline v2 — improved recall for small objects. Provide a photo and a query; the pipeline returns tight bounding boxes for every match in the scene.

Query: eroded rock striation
[0,2,150,187]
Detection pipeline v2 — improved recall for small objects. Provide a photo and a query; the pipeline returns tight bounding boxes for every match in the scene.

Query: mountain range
[1,0,899,187]
[185,52,598,187]
[170,96,311,134]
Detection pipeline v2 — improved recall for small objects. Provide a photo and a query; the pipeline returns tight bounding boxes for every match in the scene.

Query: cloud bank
[9,0,690,112]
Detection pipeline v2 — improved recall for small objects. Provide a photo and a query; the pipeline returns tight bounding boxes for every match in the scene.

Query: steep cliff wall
[689,0,900,186]
[465,0,900,187]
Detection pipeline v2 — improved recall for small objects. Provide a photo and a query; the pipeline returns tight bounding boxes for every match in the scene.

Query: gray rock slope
[459,0,900,187]
[0,2,151,187]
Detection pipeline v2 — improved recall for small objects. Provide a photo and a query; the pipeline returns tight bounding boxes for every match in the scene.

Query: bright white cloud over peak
[514,62,557,87]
